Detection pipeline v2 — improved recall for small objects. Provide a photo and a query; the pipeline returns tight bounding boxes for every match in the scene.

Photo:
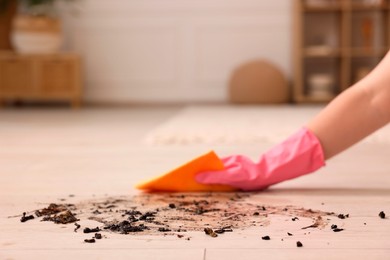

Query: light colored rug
[144,105,390,145]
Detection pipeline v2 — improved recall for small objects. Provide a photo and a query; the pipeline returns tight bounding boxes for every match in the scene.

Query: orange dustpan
[136,151,237,192]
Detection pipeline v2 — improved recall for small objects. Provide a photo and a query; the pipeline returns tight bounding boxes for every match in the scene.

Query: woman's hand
[196,128,325,191]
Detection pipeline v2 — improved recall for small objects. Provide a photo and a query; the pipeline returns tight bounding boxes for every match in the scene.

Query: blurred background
[1,0,390,205]
[0,0,389,106]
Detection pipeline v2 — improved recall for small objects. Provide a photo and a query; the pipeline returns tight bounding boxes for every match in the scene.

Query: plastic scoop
[135,151,237,192]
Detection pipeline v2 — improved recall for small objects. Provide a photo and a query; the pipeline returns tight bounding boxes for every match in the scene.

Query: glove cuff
[254,127,325,189]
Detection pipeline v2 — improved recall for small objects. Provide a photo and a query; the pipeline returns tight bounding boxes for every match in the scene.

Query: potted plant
[0,0,17,50]
[0,0,76,54]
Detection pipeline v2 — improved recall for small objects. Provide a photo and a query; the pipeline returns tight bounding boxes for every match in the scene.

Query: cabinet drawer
[0,58,35,95]
[39,59,77,95]
[0,53,82,107]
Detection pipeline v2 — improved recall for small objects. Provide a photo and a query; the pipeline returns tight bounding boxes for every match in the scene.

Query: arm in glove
[197,51,390,191]
[196,128,325,191]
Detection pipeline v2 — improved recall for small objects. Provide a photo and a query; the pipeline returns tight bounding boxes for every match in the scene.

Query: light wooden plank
[206,248,390,260]
[0,107,390,259]
[0,249,204,260]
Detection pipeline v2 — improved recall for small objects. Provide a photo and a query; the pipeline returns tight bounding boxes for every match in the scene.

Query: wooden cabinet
[0,56,35,95]
[0,52,82,107]
[293,0,390,103]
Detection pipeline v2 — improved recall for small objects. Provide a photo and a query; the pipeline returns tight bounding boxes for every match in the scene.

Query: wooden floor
[1,106,390,260]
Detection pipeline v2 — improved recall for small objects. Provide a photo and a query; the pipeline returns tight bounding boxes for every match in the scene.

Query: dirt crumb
[42,210,79,224]
[204,228,218,237]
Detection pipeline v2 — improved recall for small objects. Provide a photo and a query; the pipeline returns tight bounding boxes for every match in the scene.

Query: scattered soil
[18,192,348,244]
[35,204,79,224]
[214,226,233,234]
[158,227,172,232]
[74,223,81,232]
[84,227,101,233]
[42,210,79,224]
[337,214,349,219]
[204,227,218,238]
[67,193,337,236]
[35,204,70,217]
[104,221,149,234]
[20,212,34,223]
[301,216,325,229]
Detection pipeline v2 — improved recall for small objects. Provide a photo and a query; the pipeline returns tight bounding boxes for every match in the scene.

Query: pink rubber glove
[196,128,325,191]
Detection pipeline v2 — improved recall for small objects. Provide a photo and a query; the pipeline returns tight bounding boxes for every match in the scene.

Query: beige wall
[62,0,292,103]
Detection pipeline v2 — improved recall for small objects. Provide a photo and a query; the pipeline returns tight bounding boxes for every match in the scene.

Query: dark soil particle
[296,241,303,247]
[122,210,142,217]
[287,232,293,236]
[262,236,270,240]
[139,211,157,221]
[42,210,79,224]
[158,227,171,232]
[379,211,386,219]
[337,214,349,219]
[214,226,233,234]
[95,233,102,239]
[74,223,81,232]
[332,228,344,232]
[35,204,69,217]
[301,216,324,230]
[169,203,176,209]
[84,238,95,243]
[204,228,218,237]
[84,227,101,233]
[104,221,149,234]
[20,212,34,223]
[301,223,319,229]
[331,224,338,230]
[92,210,102,215]
[292,217,299,221]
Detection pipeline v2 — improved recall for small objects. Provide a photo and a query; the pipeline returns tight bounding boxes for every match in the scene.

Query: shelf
[294,0,390,103]
[307,94,336,102]
[304,0,342,12]
[304,6,342,12]
[295,94,336,103]
[348,47,389,57]
[351,3,389,11]
[304,46,341,57]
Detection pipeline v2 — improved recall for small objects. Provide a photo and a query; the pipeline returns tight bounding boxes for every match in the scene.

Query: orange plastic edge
[135,151,237,192]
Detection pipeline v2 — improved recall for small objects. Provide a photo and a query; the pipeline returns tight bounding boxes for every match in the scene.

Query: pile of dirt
[18,192,342,244]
